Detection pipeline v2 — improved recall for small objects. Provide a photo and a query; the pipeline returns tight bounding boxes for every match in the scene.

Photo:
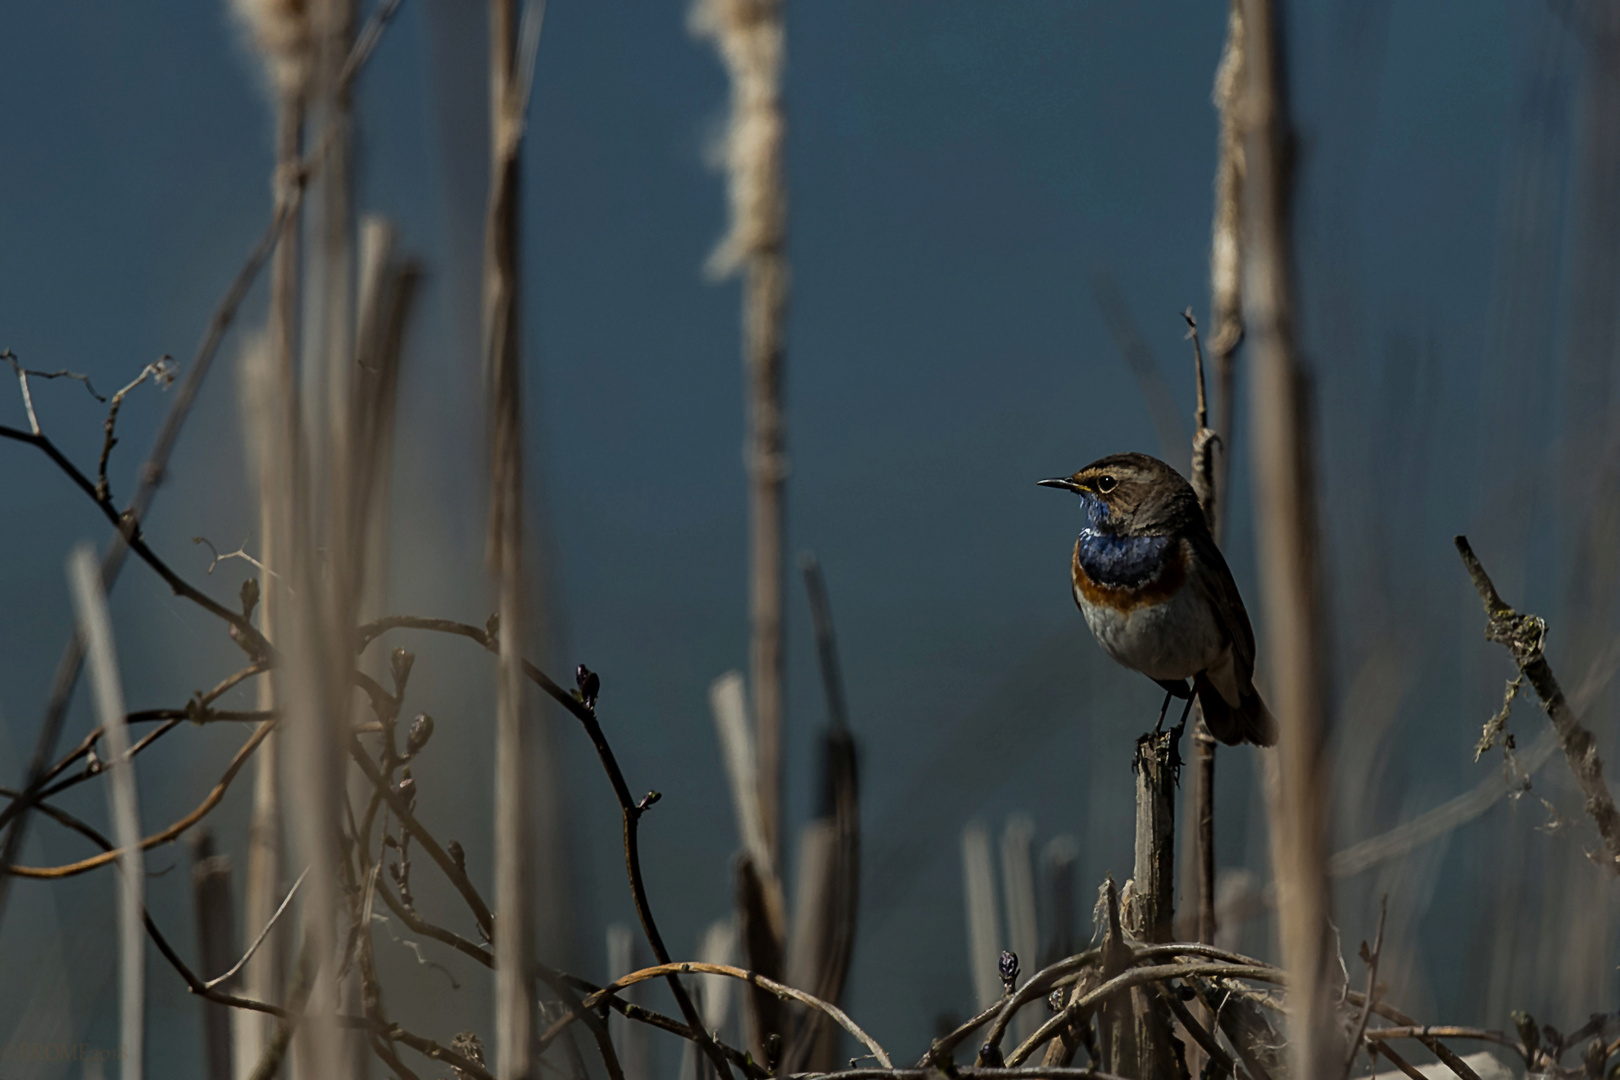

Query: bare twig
[1156,981,1243,1080]
[2,348,105,434]
[10,719,276,878]
[193,536,274,578]
[550,960,891,1069]
[95,356,175,503]
[356,615,733,1080]
[1454,535,1620,873]
[1342,895,1388,1079]
[207,867,310,990]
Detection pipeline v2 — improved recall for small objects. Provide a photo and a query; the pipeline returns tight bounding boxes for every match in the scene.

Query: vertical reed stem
[1241,2,1338,1078]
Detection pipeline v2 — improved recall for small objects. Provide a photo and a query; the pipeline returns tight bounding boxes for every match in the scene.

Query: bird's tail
[1193,672,1277,747]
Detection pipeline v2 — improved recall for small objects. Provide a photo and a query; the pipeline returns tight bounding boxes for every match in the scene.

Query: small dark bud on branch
[978,1043,1004,1068]
[576,664,600,711]
[448,840,465,871]
[398,769,416,811]
[390,646,416,694]
[1047,988,1065,1013]
[998,949,1019,992]
[240,576,260,619]
[637,790,661,812]
[406,713,434,756]
[765,1033,782,1071]
[485,611,500,643]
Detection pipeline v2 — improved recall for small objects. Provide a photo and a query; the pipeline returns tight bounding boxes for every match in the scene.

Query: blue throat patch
[1075,493,1171,588]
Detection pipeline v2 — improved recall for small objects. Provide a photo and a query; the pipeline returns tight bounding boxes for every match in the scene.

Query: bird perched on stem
[1040,452,1276,746]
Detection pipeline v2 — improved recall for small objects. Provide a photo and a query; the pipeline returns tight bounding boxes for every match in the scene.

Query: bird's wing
[1186,530,1258,684]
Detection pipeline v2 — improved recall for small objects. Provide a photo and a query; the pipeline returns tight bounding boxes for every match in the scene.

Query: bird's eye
[1097,475,1117,494]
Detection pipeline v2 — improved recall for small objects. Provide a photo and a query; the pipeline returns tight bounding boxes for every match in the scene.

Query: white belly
[1076,582,1225,682]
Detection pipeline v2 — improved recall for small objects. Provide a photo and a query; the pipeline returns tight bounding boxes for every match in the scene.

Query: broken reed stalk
[68,544,145,1080]
[1127,731,1179,1080]
[191,834,237,1080]
[1240,1,1340,1079]
[1454,536,1620,873]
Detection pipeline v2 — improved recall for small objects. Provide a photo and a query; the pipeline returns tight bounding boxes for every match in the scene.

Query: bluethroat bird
[1039,452,1276,746]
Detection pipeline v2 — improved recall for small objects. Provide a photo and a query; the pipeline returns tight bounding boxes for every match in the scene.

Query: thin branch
[1156,981,1243,1080]
[10,719,276,878]
[347,735,494,938]
[357,614,731,1079]
[1454,535,1620,873]
[206,866,310,990]
[0,175,288,933]
[1371,1043,1430,1080]
[1007,963,1286,1066]
[95,355,175,503]
[339,0,405,90]
[1342,895,1388,1079]
[548,960,891,1069]
[3,348,106,433]
[0,423,274,656]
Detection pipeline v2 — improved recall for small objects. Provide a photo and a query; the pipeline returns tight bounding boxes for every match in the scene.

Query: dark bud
[406,713,435,757]
[977,1043,1005,1068]
[451,1031,486,1069]
[576,664,600,710]
[390,647,416,694]
[397,769,416,811]
[1048,988,1066,1014]
[85,747,102,776]
[999,949,1019,992]
[637,790,662,812]
[765,1033,782,1071]
[448,840,466,871]
[240,576,260,619]
[485,611,500,643]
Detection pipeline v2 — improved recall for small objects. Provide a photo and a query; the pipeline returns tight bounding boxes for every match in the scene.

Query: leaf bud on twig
[405,713,434,757]
[999,949,1019,993]
[576,664,600,711]
[390,646,416,695]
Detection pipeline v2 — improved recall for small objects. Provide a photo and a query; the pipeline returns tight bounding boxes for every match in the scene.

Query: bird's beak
[1038,476,1082,493]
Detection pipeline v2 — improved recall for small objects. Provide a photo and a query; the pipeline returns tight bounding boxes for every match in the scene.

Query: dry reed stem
[692,0,790,872]
[68,545,144,1080]
[1240,0,1339,1076]
[484,0,539,1074]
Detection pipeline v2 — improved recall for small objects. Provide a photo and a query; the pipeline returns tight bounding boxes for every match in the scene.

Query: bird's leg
[1172,694,1194,737]
[1153,690,1173,734]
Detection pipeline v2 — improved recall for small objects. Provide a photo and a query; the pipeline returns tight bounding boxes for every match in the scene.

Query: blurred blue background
[2,0,1616,1076]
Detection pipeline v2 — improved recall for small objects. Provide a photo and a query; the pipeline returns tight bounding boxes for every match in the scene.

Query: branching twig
[2,348,105,435]
[357,614,731,1079]
[1342,895,1388,1079]
[1455,535,1620,873]
[548,960,891,1069]
[95,355,175,503]
[10,719,276,877]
